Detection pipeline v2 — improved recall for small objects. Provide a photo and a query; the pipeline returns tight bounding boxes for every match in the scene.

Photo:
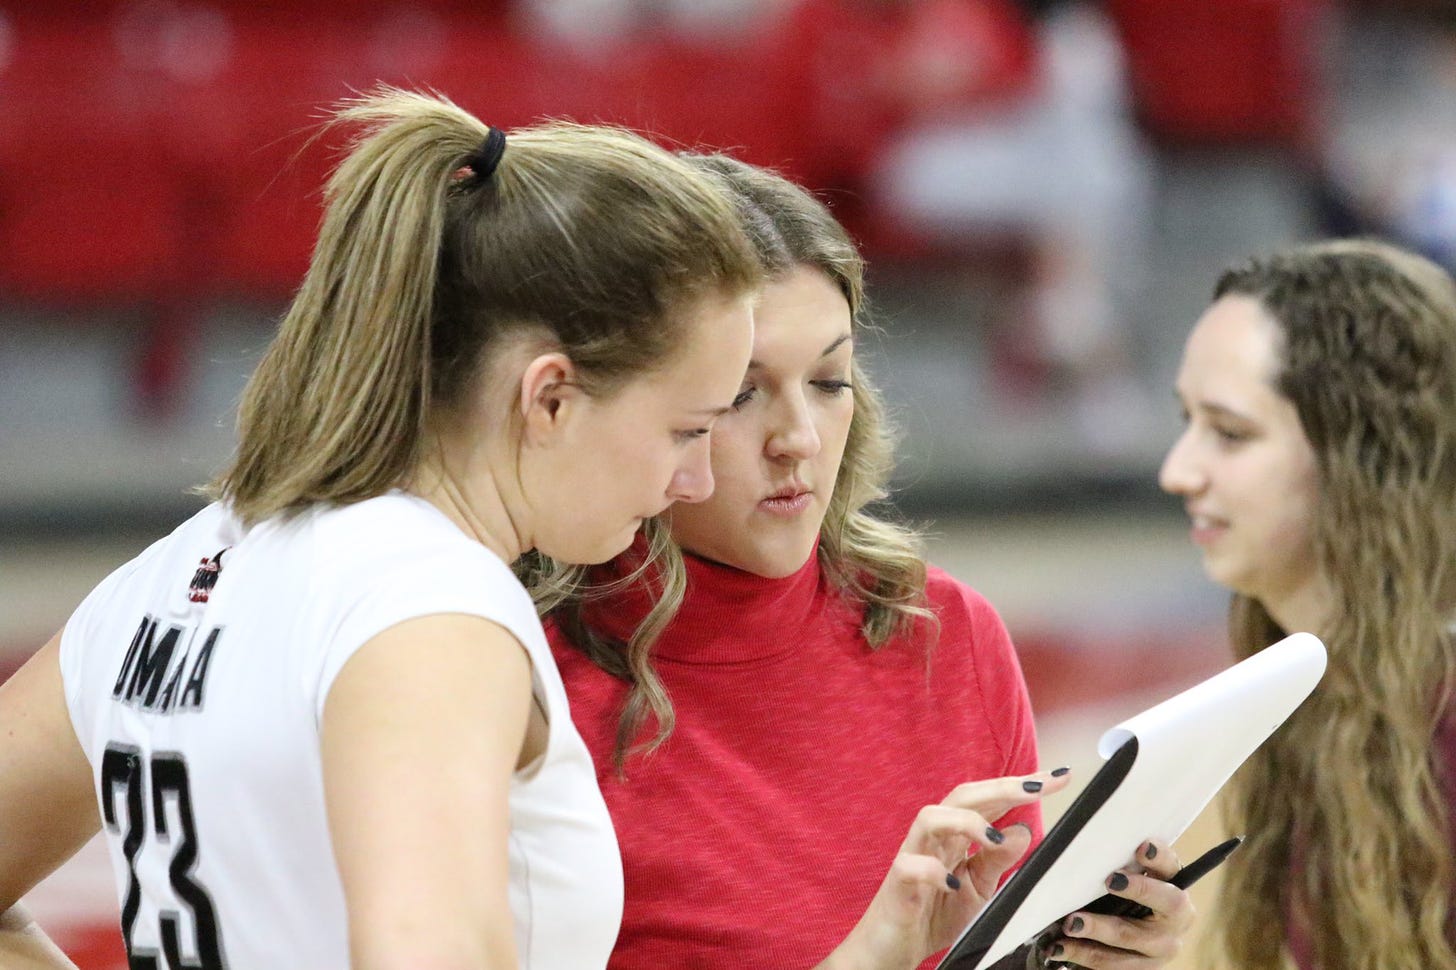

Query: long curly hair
[1208,240,1456,969]
[520,155,933,767]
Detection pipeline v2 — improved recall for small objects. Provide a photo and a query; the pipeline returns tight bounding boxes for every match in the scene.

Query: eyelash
[732,380,853,410]
[675,427,711,443]
[1176,407,1251,444]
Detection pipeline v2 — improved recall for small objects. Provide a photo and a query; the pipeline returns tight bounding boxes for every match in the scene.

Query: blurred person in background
[779,0,1157,453]
[525,153,1198,970]
[0,87,768,970]
[1323,4,1456,273]
[1160,238,1456,969]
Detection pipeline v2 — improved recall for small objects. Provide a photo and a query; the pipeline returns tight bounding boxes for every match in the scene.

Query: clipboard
[937,632,1328,970]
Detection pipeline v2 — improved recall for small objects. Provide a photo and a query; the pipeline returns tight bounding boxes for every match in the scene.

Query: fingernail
[945,872,961,890]
[1051,766,1070,777]
[985,825,1006,845]
[1049,944,1064,958]
[1023,780,1044,793]
[1144,842,1158,860]
[1108,872,1130,891]
[1067,916,1084,934]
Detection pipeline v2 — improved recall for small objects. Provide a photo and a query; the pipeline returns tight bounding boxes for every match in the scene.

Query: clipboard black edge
[936,735,1141,969]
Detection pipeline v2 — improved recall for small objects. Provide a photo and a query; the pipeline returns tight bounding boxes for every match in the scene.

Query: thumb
[961,822,1034,896]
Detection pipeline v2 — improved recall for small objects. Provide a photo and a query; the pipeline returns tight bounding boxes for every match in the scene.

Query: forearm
[0,904,81,970]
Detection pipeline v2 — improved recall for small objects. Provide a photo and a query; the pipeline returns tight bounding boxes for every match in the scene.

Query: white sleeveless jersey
[59,493,622,969]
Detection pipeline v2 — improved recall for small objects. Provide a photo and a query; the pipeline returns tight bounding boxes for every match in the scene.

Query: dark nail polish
[1049,944,1064,958]
[946,872,961,890]
[1144,842,1158,860]
[1023,780,1044,793]
[1051,766,1070,777]
[985,825,1006,845]
[1067,916,1084,934]
[1108,872,1130,892]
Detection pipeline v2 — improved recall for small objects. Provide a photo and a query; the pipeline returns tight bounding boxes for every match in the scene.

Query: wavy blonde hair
[521,155,933,767]
[209,89,760,523]
[1207,240,1456,969]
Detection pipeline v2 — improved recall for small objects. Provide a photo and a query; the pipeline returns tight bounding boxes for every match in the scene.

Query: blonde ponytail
[211,88,761,525]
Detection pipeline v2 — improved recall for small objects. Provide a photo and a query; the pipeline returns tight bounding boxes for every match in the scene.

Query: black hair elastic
[468,127,507,180]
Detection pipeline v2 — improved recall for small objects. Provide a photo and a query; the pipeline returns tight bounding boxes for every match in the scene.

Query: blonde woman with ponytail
[1161,239,1456,970]
[0,88,765,970]
[523,155,1196,970]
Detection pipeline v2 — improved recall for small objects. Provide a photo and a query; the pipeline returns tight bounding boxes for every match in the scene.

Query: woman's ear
[519,352,580,444]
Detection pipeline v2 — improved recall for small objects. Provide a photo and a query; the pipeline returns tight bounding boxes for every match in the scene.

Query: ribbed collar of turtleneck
[579,535,829,666]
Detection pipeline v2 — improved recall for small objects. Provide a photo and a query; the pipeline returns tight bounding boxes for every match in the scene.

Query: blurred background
[3,0,1455,965]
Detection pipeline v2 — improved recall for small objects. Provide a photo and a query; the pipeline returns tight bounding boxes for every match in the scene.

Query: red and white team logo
[187,549,227,603]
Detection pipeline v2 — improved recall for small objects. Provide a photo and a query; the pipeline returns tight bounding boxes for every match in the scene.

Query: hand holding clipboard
[937,633,1326,969]
[1082,835,1242,921]
[1036,836,1242,967]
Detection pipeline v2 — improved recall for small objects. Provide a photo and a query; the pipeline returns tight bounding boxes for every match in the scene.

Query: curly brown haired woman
[1161,238,1456,970]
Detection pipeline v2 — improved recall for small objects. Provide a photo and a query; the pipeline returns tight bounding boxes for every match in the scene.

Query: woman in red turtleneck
[524,155,1195,970]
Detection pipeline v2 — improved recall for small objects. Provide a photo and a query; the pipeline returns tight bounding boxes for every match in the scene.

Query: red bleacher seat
[623,33,810,175]
[0,0,1042,310]
[0,17,188,303]
[191,11,525,302]
[1106,0,1330,152]
[170,18,355,303]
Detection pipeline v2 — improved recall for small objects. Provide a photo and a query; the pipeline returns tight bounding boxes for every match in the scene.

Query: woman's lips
[759,492,812,517]
[1189,514,1227,547]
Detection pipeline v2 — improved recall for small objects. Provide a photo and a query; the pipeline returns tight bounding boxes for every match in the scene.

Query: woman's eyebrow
[745,333,854,370]
[1200,400,1256,423]
[820,333,853,358]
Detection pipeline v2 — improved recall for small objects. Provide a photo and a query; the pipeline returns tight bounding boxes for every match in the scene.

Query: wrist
[815,940,873,970]
[817,923,915,970]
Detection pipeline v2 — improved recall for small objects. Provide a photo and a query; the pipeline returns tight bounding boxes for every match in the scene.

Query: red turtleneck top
[548,546,1040,970]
